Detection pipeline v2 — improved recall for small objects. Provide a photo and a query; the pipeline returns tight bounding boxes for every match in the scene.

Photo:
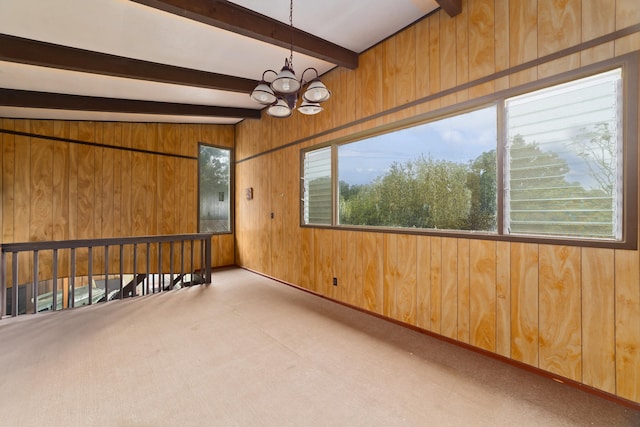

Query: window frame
[198,143,234,235]
[300,54,638,249]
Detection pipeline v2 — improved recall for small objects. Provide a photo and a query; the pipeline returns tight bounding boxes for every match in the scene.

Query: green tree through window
[199,145,231,233]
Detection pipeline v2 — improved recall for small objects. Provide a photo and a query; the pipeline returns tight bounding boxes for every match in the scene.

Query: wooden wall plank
[428,12,441,109]
[581,0,615,64]
[469,239,496,352]
[581,247,615,394]
[269,149,285,278]
[93,143,103,240]
[396,26,417,110]
[383,233,397,318]
[537,0,581,77]
[52,125,70,245]
[341,230,358,306]
[415,18,431,102]
[614,249,640,402]
[441,237,458,339]
[493,0,510,92]
[131,123,147,151]
[416,235,431,331]
[132,152,147,236]
[457,239,470,343]
[300,227,313,290]
[328,229,340,300]
[469,0,495,97]
[14,122,31,283]
[284,147,301,286]
[508,0,537,86]
[440,12,458,92]
[314,228,333,296]
[30,135,54,280]
[539,245,582,381]
[455,2,469,103]
[614,0,640,56]
[77,121,95,143]
[430,236,442,333]
[510,242,539,367]
[362,232,383,315]
[396,234,417,325]
[382,37,397,112]
[495,241,511,358]
[2,120,15,244]
[356,48,383,120]
[68,135,79,241]
[120,150,133,238]
[177,158,190,233]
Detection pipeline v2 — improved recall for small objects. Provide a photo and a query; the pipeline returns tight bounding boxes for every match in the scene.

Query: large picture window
[199,144,231,233]
[338,107,497,231]
[301,60,637,248]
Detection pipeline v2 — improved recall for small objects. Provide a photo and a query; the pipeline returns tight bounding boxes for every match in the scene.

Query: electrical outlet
[333,277,338,286]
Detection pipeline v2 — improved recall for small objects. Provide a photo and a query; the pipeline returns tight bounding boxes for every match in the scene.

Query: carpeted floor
[0,268,638,426]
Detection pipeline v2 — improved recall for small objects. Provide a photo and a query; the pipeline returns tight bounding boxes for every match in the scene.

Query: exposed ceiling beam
[436,0,462,17]
[0,33,258,93]
[0,88,262,119]
[129,0,359,70]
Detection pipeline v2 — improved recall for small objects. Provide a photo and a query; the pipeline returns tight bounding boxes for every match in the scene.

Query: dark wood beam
[436,0,462,17]
[0,88,262,119]
[130,0,359,69]
[0,33,257,93]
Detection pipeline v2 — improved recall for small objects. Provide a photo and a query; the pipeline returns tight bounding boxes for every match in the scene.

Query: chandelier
[250,0,331,118]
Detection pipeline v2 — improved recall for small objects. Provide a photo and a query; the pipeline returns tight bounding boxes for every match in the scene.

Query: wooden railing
[0,234,213,319]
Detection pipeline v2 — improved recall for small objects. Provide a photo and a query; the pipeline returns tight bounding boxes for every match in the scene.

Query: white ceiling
[0,0,442,124]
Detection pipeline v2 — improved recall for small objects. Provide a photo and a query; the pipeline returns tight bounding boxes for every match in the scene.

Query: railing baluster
[201,240,205,281]
[104,245,109,302]
[70,248,76,308]
[88,247,93,305]
[32,250,39,314]
[52,250,58,312]
[189,240,194,283]
[12,252,18,317]
[157,243,162,293]
[0,250,6,318]
[169,242,174,291]
[133,243,138,297]
[204,237,212,284]
[180,241,184,287]
[145,243,150,296]
[119,245,124,300]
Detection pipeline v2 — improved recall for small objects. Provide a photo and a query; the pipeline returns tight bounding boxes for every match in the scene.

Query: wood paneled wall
[235,0,640,403]
[0,119,235,280]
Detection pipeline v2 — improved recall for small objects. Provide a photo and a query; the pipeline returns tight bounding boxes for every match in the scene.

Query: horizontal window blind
[505,69,622,239]
[303,146,332,225]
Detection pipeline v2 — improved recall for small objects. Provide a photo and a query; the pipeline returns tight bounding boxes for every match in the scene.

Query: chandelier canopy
[250,0,331,118]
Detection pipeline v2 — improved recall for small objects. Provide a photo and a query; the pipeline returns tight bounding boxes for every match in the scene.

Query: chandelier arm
[261,69,279,82]
[300,67,320,85]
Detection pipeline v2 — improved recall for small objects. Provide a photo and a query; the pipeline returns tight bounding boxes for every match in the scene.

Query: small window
[303,146,332,225]
[199,144,231,233]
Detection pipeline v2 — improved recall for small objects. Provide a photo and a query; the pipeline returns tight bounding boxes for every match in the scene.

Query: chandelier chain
[288,0,293,67]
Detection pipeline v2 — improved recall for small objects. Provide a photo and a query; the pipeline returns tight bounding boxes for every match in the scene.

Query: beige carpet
[0,268,637,426]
